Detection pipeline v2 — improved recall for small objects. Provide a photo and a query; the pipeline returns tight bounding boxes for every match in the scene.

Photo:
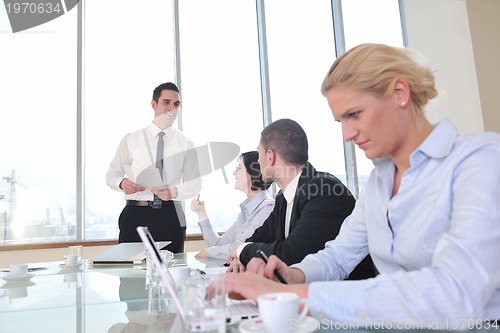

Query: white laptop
[136,226,259,328]
[91,241,171,265]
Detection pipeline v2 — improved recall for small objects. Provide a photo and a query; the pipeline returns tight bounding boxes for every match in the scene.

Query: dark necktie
[280,195,288,238]
[152,132,165,209]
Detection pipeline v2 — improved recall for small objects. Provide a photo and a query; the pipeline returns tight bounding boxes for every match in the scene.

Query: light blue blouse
[295,119,500,328]
[198,191,275,259]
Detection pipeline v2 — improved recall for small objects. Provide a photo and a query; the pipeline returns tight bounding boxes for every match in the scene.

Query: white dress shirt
[106,123,202,201]
[282,172,301,238]
[294,119,500,328]
[198,191,275,259]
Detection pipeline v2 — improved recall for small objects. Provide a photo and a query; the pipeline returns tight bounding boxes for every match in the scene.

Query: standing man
[106,82,201,253]
[228,118,375,280]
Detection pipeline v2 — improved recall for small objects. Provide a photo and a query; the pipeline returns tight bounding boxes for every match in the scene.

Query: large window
[265,0,345,181]
[0,0,403,244]
[0,7,77,243]
[178,0,264,234]
[84,0,175,240]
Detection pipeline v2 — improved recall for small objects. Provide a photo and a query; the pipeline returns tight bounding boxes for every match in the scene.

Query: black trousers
[118,201,186,253]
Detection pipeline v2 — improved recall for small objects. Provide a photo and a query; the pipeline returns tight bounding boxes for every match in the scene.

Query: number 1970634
[6,2,63,14]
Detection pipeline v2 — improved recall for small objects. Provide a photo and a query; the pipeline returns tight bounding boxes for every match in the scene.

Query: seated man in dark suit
[227,118,375,280]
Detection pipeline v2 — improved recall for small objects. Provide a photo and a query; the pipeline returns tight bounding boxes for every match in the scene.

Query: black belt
[126,200,172,208]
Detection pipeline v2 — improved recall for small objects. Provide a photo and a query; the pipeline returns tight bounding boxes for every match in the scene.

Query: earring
[400,101,406,107]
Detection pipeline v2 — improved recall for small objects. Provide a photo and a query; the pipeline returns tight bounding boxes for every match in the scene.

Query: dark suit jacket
[240,162,376,280]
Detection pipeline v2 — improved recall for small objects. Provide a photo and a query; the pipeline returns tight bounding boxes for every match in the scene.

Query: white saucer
[1,280,36,288]
[1,273,34,283]
[239,316,319,333]
[59,261,83,270]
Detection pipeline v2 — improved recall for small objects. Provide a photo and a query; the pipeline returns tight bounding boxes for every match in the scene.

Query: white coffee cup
[168,266,191,286]
[9,264,28,278]
[258,292,308,333]
[160,249,174,263]
[68,245,83,262]
[64,255,78,265]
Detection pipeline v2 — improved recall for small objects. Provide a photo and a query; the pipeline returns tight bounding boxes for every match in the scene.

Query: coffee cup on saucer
[64,255,79,265]
[9,264,28,277]
[68,245,83,262]
[257,292,309,333]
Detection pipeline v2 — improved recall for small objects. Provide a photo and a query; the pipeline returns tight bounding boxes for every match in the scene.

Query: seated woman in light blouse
[190,151,274,259]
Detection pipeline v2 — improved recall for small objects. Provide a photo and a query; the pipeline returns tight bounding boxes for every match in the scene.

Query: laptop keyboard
[225,298,259,324]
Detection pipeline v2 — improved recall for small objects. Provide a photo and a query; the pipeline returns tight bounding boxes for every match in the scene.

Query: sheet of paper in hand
[123,165,163,189]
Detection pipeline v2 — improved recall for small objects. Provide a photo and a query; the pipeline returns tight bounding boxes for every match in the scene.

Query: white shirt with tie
[106,123,202,201]
[237,171,301,258]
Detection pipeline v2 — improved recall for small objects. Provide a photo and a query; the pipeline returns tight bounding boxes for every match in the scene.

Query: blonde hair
[321,43,438,110]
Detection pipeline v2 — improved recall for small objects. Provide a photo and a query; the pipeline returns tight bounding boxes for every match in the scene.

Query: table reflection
[0,254,246,332]
[1,280,36,303]
[108,276,181,333]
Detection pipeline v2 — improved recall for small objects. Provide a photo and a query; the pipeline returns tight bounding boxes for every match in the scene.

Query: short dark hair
[152,82,180,103]
[260,118,308,166]
[241,151,271,191]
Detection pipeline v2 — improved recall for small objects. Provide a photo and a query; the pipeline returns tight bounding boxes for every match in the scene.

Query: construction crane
[1,170,28,241]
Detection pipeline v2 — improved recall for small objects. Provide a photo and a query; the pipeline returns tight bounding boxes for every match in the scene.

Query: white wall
[466,0,500,133]
[402,0,485,133]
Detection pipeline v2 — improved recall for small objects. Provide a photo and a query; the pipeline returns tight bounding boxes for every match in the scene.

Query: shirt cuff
[115,178,125,191]
[292,257,325,283]
[198,218,210,227]
[169,186,178,199]
[308,280,368,324]
[236,242,251,259]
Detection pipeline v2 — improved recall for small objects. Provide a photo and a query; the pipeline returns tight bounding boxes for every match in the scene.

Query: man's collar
[282,168,303,204]
[149,123,174,137]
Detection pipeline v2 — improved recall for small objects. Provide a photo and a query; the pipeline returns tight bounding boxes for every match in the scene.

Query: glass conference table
[0,252,225,332]
[1,252,496,333]
[1,252,332,333]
